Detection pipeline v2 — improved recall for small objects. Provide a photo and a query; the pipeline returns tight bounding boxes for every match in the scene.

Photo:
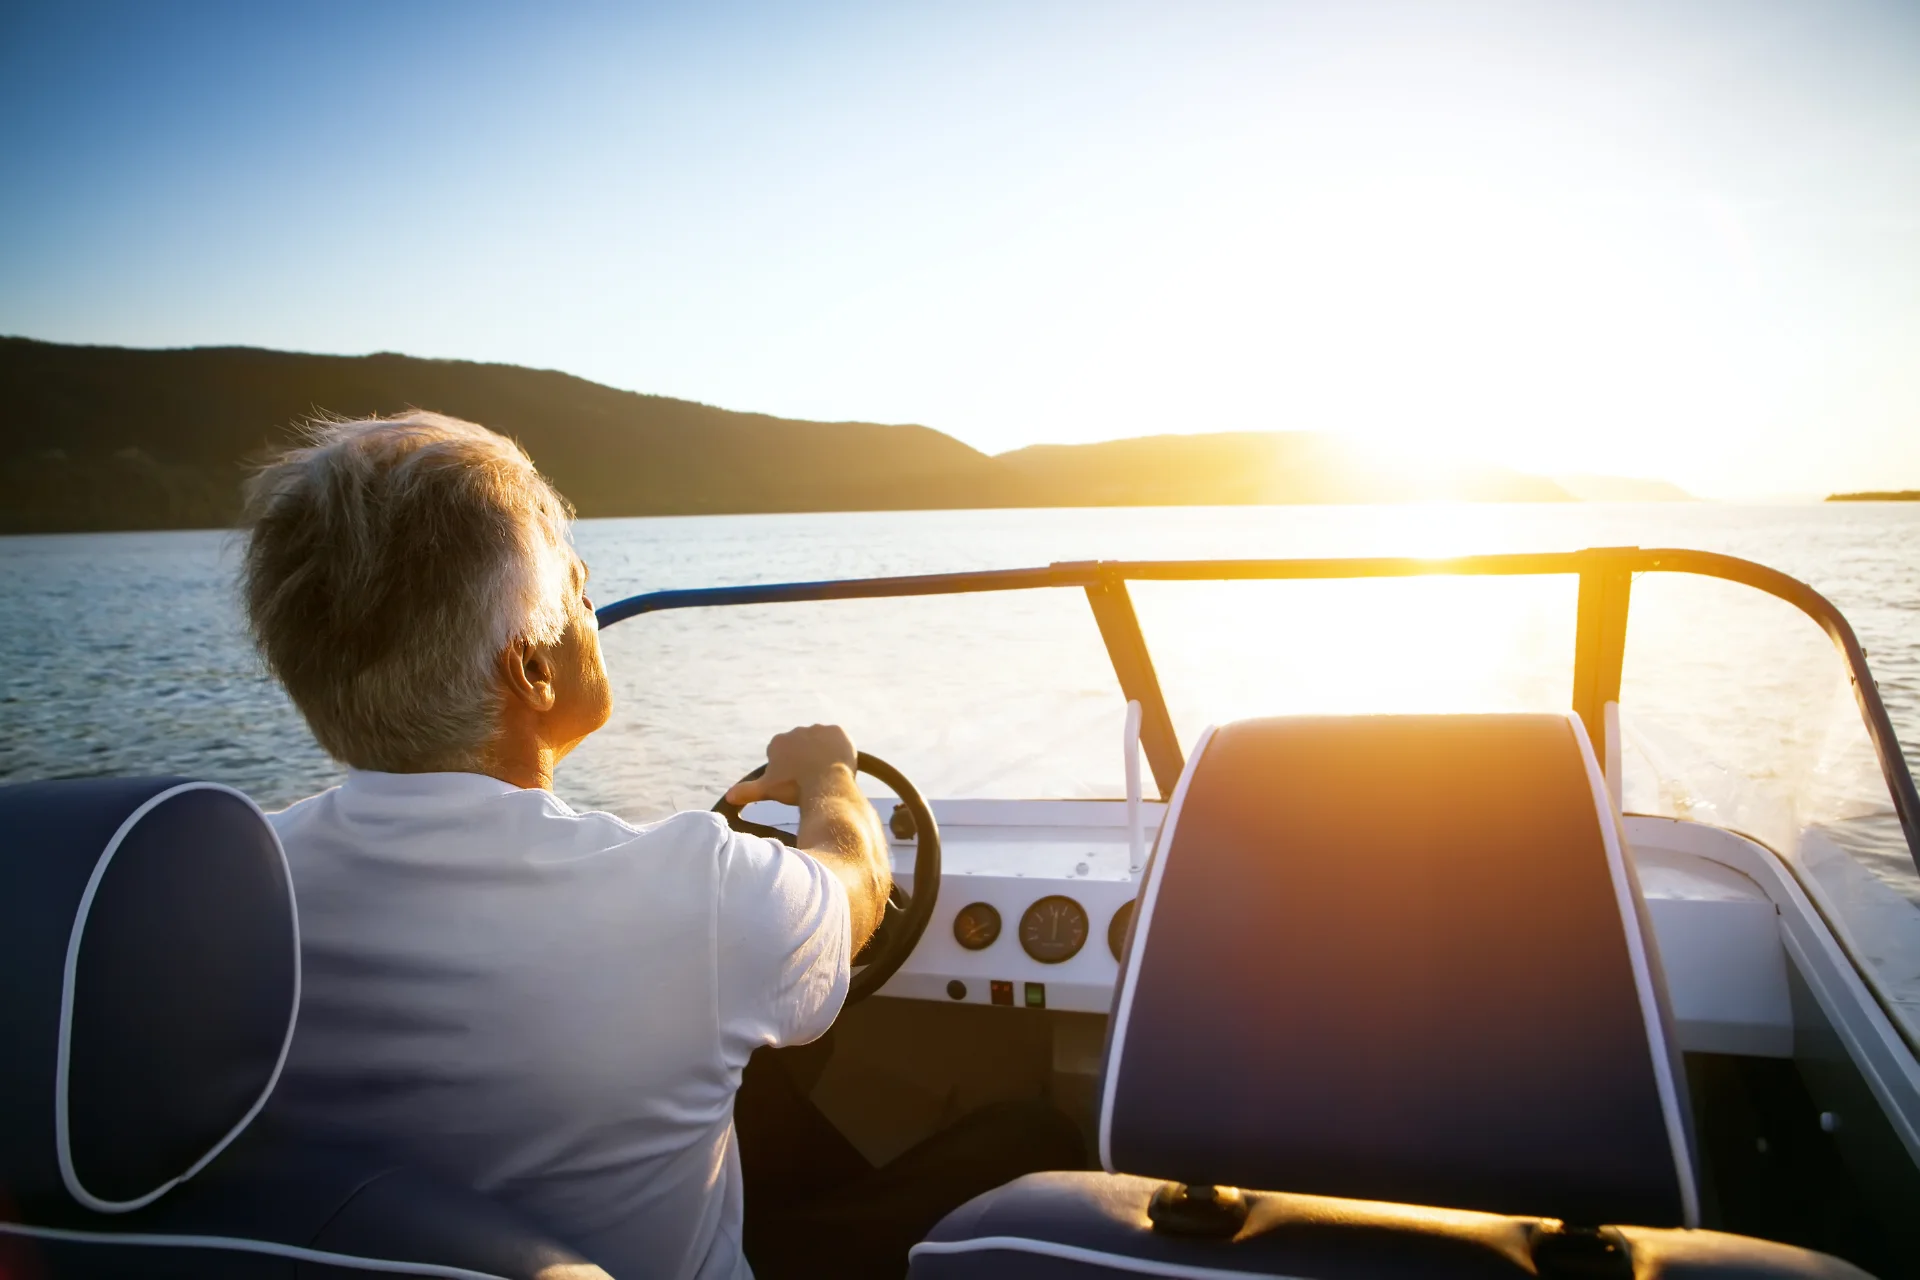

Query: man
[246,414,1077,1280]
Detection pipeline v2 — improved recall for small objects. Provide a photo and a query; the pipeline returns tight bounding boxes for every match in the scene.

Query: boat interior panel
[747,800,1826,1071]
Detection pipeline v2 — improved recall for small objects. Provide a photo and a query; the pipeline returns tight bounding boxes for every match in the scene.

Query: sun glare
[1134,572,1580,742]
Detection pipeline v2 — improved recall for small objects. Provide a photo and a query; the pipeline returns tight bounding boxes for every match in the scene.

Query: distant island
[1827,490,1920,502]
[1,336,1686,533]
[1551,474,1696,503]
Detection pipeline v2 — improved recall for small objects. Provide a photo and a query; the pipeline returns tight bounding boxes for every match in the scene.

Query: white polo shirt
[267,771,850,1280]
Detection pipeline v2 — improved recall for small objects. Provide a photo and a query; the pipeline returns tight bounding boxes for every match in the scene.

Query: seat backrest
[0,777,299,1215]
[1099,714,1699,1228]
[0,777,610,1279]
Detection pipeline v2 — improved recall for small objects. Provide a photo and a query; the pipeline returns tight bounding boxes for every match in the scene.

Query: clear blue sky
[3,0,1917,497]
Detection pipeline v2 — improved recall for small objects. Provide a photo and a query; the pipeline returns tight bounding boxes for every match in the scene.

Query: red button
[990,980,1014,1006]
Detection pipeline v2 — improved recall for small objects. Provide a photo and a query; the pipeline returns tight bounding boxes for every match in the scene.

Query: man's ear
[501,639,559,713]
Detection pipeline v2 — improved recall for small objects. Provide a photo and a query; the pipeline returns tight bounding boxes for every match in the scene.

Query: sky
[3,0,1918,498]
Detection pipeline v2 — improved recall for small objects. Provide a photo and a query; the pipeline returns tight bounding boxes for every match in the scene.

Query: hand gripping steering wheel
[713,752,940,1005]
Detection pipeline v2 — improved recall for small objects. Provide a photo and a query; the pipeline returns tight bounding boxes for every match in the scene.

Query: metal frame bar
[1081,576,1184,797]
[1572,553,1634,755]
[595,547,1920,873]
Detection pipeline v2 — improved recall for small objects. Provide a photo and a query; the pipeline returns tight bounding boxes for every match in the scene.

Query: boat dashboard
[742,796,1798,1057]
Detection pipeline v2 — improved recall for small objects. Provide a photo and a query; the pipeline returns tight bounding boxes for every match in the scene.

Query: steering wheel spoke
[852,888,912,967]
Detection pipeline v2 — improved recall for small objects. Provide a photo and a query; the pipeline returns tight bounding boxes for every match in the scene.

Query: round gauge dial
[1108,899,1136,961]
[1019,896,1090,964]
[952,902,1002,951]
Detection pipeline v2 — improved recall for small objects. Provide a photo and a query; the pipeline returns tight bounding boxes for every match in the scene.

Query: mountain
[999,434,1571,504]
[1554,474,1697,502]
[4,337,1592,532]
[0,337,1001,532]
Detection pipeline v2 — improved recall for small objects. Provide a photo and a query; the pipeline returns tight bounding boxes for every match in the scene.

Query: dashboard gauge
[1108,899,1136,961]
[952,902,1002,951]
[1019,896,1089,964]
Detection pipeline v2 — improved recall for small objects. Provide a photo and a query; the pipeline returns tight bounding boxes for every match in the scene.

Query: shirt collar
[342,769,525,805]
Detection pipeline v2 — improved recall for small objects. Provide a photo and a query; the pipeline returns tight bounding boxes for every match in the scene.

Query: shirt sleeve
[713,821,852,1070]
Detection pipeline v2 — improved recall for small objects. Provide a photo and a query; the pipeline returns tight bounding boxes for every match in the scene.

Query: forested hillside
[2,337,1580,532]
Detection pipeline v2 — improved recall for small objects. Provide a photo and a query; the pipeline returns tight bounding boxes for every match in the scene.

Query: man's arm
[722,725,892,948]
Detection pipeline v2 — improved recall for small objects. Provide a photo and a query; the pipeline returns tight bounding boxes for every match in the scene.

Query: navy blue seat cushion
[908,1173,1870,1280]
[0,776,607,1278]
[1,1119,605,1279]
[1100,715,1695,1227]
[0,777,298,1213]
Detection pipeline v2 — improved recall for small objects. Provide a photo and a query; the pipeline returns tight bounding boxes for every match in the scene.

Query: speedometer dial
[1019,896,1089,964]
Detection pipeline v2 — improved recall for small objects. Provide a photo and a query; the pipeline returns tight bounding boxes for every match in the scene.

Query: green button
[1024,982,1046,1009]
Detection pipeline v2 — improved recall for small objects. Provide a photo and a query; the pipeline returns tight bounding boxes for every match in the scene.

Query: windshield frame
[595,545,1920,877]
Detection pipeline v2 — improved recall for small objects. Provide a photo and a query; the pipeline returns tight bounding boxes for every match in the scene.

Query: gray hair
[242,412,576,772]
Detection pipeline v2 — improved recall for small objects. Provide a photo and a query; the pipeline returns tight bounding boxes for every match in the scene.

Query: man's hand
[727,725,891,949]
[723,723,858,808]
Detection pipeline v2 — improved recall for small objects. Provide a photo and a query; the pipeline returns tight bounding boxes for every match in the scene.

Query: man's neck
[480,737,555,791]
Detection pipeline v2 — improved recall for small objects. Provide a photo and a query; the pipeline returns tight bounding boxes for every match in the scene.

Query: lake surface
[4,502,1917,889]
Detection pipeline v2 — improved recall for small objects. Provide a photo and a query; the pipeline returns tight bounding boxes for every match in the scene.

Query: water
[4,501,1916,862]
[12,500,1920,1042]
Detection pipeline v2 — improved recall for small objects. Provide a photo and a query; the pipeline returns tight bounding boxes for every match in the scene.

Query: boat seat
[909,714,1871,1280]
[0,776,605,1279]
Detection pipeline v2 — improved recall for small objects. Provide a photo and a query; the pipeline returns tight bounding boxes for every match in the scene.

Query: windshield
[570,573,1587,818]
[1129,574,1578,745]
[1618,571,1920,1050]
[564,587,1129,820]
[579,546,1920,1049]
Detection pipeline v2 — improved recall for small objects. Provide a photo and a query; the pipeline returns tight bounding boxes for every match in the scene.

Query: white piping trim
[54,781,302,1214]
[1098,724,1217,1174]
[1602,700,1623,813]
[909,1235,1308,1279]
[1124,700,1146,874]
[0,1223,509,1280]
[1563,712,1701,1228]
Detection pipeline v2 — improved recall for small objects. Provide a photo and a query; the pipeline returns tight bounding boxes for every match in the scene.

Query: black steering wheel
[713,752,940,1005]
